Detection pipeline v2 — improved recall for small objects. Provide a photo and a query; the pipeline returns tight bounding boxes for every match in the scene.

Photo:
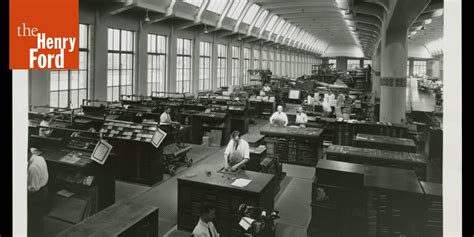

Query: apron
[228,143,244,167]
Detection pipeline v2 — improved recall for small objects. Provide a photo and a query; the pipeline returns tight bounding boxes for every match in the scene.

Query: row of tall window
[49,25,324,108]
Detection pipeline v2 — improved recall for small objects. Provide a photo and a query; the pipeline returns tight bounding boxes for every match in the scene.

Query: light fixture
[204,24,209,34]
[144,10,150,22]
[425,19,432,25]
[432,9,443,17]
[238,33,242,41]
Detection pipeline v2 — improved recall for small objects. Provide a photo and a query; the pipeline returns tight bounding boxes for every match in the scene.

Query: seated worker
[269,105,288,126]
[160,107,178,125]
[295,107,308,125]
[39,114,55,137]
[28,148,49,236]
[263,83,272,93]
[192,203,220,237]
[224,131,250,172]
[336,93,346,107]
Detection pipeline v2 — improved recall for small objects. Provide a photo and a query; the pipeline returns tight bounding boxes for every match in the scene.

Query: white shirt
[160,112,172,125]
[39,120,53,137]
[28,155,48,193]
[192,219,220,237]
[263,86,271,92]
[224,139,250,166]
[296,112,308,124]
[269,111,288,126]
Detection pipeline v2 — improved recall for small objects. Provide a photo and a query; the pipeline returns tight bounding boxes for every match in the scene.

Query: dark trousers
[28,186,49,237]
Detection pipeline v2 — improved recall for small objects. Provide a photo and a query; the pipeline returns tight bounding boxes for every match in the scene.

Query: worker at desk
[28,148,49,236]
[295,107,308,126]
[160,107,178,125]
[224,131,250,171]
[259,83,272,96]
[269,105,288,126]
[39,114,55,137]
[192,203,220,237]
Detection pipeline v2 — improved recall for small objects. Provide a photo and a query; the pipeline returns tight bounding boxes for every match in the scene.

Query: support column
[372,44,381,101]
[192,30,200,94]
[380,26,408,123]
[92,11,108,101]
[137,22,148,96]
[169,24,177,92]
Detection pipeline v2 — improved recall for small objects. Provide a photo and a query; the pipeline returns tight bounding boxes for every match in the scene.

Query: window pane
[113,29,120,51]
[254,10,268,28]
[50,71,59,91]
[70,71,79,89]
[227,0,247,20]
[59,91,68,107]
[50,92,58,107]
[264,15,278,31]
[242,4,260,24]
[207,0,227,14]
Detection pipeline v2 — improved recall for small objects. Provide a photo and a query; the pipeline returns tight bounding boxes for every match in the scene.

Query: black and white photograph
[13,0,462,236]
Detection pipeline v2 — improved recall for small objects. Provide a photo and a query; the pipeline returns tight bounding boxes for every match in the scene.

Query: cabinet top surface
[241,134,265,143]
[178,164,275,193]
[355,133,416,147]
[56,201,158,236]
[259,124,324,138]
[316,160,423,194]
[420,181,442,197]
[326,145,427,164]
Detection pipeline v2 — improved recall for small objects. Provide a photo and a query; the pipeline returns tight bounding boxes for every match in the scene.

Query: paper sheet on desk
[231,178,252,188]
[60,155,81,164]
[239,217,255,230]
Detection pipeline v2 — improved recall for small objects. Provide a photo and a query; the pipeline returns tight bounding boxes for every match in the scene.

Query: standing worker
[223,131,250,172]
[269,105,288,126]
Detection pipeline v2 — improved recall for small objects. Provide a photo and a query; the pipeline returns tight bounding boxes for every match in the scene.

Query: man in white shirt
[28,150,49,236]
[39,114,54,137]
[295,107,308,125]
[269,105,288,126]
[224,131,250,171]
[192,203,220,237]
[160,107,176,125]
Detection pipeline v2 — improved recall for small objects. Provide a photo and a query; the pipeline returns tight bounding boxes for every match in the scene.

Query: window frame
[49,24,90,109]
[176,38,193,93]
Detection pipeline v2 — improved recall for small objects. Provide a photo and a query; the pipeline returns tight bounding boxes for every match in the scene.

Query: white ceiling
[254,0,357,49]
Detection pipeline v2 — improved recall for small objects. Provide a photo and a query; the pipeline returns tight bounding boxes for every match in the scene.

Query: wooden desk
[177,164,275,236]
[333,120,409,146]
[260,124,324,166]
[57,201,159,237]
[311,160,424,236]
[326,145,427,180]
[191,112,231,146]
[246,146,267,172]
[32,143,115,214]
[420,181,443,237]
[354,133,417,152]
[100,121,165,185]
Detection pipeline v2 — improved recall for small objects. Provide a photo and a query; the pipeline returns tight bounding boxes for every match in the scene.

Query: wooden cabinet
[57,201,158,237]
[177,164,275,237]
[326,145,427,180]
[353,133,417,153]
[260,124,324,166]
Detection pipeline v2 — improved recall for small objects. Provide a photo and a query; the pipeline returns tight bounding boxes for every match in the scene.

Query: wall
[323,44,365,58]
[407,41,432,59]
[28,4,321,105]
